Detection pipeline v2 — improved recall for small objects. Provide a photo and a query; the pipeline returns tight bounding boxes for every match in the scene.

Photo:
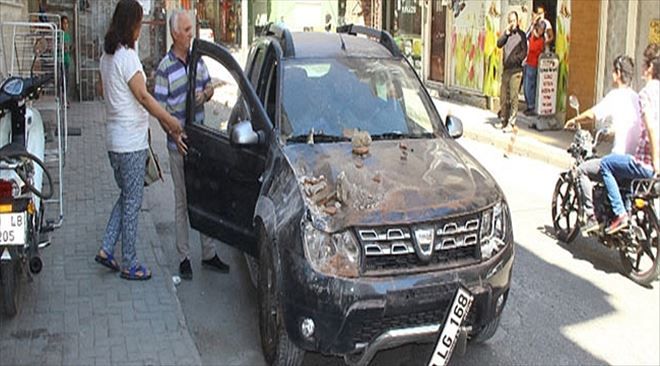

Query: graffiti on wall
[555,0,571,113]
[483,2,502,97]
[450,1,486,92]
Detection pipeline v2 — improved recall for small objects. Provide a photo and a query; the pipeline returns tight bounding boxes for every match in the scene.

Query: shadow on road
[538,224,624,278]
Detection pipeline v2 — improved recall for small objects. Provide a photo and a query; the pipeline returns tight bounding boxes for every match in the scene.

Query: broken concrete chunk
[372,173,382,183]
[336,171,349,203]
[352,130,372,155]
[355,160,364,169]
[324,205,338,216]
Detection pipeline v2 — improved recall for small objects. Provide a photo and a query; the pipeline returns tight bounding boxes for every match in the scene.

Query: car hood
[283,138,502,232]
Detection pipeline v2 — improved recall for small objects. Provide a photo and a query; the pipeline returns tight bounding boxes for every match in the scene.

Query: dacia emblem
[413,227,435,263]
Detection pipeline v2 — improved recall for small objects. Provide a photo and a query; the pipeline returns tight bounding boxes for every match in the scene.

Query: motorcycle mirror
[569,95,580,113]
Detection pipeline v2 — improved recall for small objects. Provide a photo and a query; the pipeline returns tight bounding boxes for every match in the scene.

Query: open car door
[183,39,271,257]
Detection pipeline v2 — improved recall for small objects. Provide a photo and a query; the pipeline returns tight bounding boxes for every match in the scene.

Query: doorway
[429,0,446,83]
[532,0,556,49]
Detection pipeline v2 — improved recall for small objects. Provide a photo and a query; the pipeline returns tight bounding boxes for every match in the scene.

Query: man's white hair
[169,9,188,35]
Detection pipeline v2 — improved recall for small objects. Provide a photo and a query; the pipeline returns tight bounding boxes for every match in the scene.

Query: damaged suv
[183,25,514,365]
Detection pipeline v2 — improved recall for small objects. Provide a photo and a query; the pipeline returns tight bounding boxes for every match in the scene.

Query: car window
[192,55,249,136]
[280,57,442,140]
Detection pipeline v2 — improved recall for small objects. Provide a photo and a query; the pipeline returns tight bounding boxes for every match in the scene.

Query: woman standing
[94,0,186,280]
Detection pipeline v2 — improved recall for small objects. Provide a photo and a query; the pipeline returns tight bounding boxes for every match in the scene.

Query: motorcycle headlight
[302,222,360,278]
[480,201,509,260]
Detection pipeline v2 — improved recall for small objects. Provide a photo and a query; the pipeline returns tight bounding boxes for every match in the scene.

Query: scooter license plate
[0,212,27,245]
[428,286,474,366]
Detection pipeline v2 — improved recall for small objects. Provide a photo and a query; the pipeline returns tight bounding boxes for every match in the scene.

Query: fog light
[496,293,505,314]
[301,318,315,339]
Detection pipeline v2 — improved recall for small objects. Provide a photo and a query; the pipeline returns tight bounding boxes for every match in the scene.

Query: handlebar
[0,74,53,109]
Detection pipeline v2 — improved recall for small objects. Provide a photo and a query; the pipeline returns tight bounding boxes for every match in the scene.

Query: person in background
[154,10,230,280]
[61,15,72,106]
[496,11,527,131]
[523,21,546,115]
[598,44,660,234]
[95,0,186,280]
[564,55,640,233]
[532,5,554,51]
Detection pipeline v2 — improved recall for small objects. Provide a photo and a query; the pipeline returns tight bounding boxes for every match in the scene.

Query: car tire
[257,227,305,366]
[470,314,501,343]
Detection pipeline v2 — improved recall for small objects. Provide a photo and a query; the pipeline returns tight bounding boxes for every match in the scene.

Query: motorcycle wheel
[0,260,19,317]
[551,175,582,243]
[620,205,660,286]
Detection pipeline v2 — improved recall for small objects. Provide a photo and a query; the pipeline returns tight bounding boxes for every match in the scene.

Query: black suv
[183,25,514,365]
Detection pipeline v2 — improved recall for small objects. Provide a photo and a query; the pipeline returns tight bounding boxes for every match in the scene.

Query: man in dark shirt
[497,11,527,130]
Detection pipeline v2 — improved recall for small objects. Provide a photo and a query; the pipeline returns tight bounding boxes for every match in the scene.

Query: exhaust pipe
[29,256,43,274]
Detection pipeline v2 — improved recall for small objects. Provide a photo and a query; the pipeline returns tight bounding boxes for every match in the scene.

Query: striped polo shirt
[154,49,211,150]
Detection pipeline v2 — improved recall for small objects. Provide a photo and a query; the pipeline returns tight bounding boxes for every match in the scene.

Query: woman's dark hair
[613,55,634,85]
[642,43,660,80]
[103,0,143,55]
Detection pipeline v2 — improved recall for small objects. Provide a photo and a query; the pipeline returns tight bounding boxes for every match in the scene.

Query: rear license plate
[0,212,27,245]
[428,286,474,366]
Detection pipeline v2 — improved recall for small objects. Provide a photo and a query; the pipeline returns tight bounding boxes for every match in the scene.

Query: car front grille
[357,214,482,274]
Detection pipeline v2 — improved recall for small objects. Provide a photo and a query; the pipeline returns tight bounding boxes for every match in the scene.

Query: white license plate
[428,286,474,366]
[0,212,27,245]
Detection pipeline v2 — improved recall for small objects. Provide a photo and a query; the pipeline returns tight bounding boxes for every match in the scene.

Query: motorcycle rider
[599,44,660,234]
[564,55,640,233]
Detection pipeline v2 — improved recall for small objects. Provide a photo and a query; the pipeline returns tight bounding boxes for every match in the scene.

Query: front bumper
[278,241,514,361]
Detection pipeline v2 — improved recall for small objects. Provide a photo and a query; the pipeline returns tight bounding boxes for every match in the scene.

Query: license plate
[0,212,27,245]
[428,286,474,366]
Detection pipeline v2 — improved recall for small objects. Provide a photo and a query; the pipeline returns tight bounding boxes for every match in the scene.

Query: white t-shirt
[592,87,641,155]
[100,46,149,153]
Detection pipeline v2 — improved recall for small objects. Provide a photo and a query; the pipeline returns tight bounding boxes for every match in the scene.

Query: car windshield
[280,58,445,141]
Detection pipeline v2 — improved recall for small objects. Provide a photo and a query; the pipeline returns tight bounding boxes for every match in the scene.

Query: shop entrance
[532,0,556,49]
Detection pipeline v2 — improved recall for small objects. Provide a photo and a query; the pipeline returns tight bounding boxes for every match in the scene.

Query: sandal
[120,264,152,281]
[94,249,120,272]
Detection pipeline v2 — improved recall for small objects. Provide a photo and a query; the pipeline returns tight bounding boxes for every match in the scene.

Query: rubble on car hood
[287,138,502,232]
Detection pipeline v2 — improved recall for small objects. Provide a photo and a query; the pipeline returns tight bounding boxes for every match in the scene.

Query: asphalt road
[150,138,660,366]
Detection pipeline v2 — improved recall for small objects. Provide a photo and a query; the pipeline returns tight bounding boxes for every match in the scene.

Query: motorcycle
[551,95,660,286]
[0,74,54,316]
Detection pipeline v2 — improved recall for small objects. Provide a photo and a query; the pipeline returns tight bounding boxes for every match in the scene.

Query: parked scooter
[0,74,54,316]
[551,95,660,286]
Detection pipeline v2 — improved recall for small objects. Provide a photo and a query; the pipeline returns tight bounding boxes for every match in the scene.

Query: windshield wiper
[371,132,435,140]
[287,131,350,144]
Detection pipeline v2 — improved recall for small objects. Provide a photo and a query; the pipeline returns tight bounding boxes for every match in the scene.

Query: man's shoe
[606,214,629,235]
[202,254,230,273]
[582,215,601,235]
[179,258,193,280]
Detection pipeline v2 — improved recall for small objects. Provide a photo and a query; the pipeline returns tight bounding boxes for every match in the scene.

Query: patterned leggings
[102,149,147,270]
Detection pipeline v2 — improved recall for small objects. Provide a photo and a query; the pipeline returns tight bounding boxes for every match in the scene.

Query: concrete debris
[372,173,382,183]
[352,130,372,155]
[336,171,349,203]
[324,205,338,216]
[355,160,364,169]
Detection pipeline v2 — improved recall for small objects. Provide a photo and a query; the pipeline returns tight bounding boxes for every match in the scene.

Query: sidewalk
[0,102,201,366]
[431,97,612,169]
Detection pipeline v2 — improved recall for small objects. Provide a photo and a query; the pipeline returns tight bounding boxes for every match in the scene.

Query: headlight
[302,222,360,278]
[480,201,509,260]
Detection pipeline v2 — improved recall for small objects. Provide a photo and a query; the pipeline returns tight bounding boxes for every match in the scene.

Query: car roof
[285,32,396,59]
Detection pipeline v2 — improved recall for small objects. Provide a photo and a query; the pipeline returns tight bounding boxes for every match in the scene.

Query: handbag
[144,129,163,186]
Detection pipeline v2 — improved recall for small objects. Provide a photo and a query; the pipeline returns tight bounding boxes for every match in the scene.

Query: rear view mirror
[231,120,263,145]
[446,115,463,139]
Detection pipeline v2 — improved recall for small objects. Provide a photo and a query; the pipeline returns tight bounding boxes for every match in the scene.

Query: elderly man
[154,10,229,279]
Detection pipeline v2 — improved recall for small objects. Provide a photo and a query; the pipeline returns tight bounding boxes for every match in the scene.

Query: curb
[463,126,572,169]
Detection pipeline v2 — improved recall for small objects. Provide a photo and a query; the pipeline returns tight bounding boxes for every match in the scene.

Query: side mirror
[446,115,463,139]
[569,95,580,114]
[231,120,263,146]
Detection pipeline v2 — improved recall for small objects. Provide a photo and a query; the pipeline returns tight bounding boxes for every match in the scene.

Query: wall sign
[535,52,560,116]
